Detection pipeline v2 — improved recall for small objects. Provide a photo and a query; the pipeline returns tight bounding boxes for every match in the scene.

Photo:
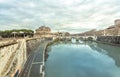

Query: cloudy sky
[0,0,120,33]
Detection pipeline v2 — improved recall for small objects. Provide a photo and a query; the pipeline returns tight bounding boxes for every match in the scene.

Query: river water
[45,40,120,77]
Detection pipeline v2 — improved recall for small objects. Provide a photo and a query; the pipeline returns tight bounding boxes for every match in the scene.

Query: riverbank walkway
[19,40,50,77]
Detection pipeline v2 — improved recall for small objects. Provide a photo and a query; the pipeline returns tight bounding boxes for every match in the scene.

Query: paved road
[19,40,50,77]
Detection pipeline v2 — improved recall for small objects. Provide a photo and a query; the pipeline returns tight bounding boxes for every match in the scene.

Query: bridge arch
[87,36,93,41]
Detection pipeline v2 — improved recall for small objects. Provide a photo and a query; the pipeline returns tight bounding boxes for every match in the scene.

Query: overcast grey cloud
[0,0,120,33]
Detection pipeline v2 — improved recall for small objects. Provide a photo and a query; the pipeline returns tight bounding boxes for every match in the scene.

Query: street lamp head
[12,32,17,34]
[19,31,24,34]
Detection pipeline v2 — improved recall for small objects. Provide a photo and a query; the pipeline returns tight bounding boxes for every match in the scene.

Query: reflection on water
[45,41,120,77]
[71,38,76,43]
[79,40,84,43]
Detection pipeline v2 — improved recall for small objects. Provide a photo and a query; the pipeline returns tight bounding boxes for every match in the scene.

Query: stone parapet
[0,38,42,77]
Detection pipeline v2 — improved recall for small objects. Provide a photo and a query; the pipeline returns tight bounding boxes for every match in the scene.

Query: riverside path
[19,40,50,77]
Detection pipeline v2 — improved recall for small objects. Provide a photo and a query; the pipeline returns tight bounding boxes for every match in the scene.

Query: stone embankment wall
[26,38,42,56]
[97,36,120,44]
[0,38,42,77]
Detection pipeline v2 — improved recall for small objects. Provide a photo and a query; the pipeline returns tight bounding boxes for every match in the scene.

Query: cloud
[0,0,120,33]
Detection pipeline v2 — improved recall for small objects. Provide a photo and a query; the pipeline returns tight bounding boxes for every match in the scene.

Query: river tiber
[0,0,120,77]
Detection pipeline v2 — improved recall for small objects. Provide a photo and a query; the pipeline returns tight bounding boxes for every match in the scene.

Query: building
[34,26,52,38]
[77,19,120,36]
[36,26,51,34]
[114,19,120,36]
[95,30,104,36]
[115,19,120,27]
[79,29,96,36]
[104,25,116,36]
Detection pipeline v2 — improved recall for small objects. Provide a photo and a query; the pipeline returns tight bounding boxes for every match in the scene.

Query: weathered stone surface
[0,38,42,77]
[97,36,120,44]
[26,38,43,56]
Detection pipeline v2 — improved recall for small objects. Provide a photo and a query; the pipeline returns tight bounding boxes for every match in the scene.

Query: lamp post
[19,31,24,38]
[85,34,86,41]
[43,31,45,39]
[117,28,120,36]
[12,32,17,39]
[104,30,106,36]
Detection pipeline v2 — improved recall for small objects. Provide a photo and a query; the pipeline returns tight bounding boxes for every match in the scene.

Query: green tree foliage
[0,29,34,38]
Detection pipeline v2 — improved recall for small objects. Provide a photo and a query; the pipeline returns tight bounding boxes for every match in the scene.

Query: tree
[0,29,34,38]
